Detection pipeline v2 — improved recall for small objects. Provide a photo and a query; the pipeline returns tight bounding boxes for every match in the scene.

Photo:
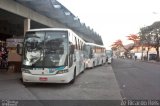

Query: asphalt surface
[112,58,160,100]
[0,59,160,106]
[1,58,159,105]
[0,63,121,105]
[26,64,121,100]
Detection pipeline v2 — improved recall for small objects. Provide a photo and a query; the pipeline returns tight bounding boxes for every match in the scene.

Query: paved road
[0,63,121,103]
[26,64,121,100]
[112,58,160,100]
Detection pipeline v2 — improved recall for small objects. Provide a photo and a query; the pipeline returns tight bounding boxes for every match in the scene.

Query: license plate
[39,77,48,81]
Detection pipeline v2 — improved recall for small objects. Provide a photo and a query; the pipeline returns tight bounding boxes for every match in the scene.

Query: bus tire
[82,64,85,73]
[69,69,76,84]
[91,62,94,69]
[93,62,95,67]
[102,60,104,65]
[21,79,30,87]
[23,82,30,87]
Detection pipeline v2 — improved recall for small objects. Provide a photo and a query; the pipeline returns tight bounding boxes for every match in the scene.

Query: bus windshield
[84,45,93,58]
[106,50,112,58]
[22,31,68,68]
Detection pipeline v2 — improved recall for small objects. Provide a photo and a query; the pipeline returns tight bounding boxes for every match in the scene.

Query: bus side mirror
[70,45,74,54]
[17,43,23,55]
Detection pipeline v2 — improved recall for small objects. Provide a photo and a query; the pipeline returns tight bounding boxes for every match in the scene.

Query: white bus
[17,28,86,85]
[106,50,113,64]
[84,43,106,68]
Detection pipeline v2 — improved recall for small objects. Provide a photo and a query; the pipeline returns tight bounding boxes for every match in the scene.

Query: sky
[57,0,160,49]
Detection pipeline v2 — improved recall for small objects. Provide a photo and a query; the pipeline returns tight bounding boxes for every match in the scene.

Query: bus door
[75,50,81,73]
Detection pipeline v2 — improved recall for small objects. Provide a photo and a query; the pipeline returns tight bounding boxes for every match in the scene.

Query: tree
[150,29,160,61]
[139,21,160,61]
[111,39,126,50]
[111,39,131,58]
[127,34,140,45]
[126,34,140,52]
[149,21,160,61]
[139,26,153,60]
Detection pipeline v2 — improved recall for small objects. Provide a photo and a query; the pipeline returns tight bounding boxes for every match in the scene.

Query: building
[0,0,103,72]
[131,45,160,60]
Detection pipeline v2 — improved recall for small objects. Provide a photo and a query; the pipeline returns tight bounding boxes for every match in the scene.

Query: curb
[140,60,160,65]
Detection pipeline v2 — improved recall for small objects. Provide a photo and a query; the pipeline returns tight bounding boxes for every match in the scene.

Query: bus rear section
[84,43,106,68]
[106,50,113,64]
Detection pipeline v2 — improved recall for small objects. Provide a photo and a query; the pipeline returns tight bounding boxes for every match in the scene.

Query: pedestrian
[0,45,8,68]
[134,55,137,60]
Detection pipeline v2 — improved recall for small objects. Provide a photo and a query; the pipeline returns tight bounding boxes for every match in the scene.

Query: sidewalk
[0,69,38,100]
[0,69,21,80]
[121,58,160,65]
[140,60,160,65]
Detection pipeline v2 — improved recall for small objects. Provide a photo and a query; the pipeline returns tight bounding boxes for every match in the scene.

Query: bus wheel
[102,61,104,65]
[69,69,76,84]
[21,79,30,87]
[23,82,30,87]
[93,62,95,67]
[82,64,85,73]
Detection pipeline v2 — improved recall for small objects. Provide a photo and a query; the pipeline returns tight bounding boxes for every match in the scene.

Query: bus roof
[85,42,106,48]
[27,28,72,32]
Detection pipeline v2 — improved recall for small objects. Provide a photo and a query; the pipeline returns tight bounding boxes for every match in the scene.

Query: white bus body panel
[85,43,106,68]
[22,65,75,83]
[22,71,73,83]
[85,58,94,68]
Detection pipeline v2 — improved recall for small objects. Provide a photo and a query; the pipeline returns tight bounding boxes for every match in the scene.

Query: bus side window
[77,38,79,50]
[71,34,75,49]
[82,42,84,50]
[69,32,72,43]
[75,37,77,49]
[79,40,81,50]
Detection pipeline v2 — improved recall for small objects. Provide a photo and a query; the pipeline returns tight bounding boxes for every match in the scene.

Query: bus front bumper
[22,72,73,83]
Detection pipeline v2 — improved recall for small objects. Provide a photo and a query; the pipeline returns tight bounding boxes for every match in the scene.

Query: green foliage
[139,21,160,61]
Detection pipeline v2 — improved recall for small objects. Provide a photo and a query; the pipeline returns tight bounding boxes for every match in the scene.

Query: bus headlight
[86,59,90,64]
[22,69,31,74]
[56,69,68,74]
